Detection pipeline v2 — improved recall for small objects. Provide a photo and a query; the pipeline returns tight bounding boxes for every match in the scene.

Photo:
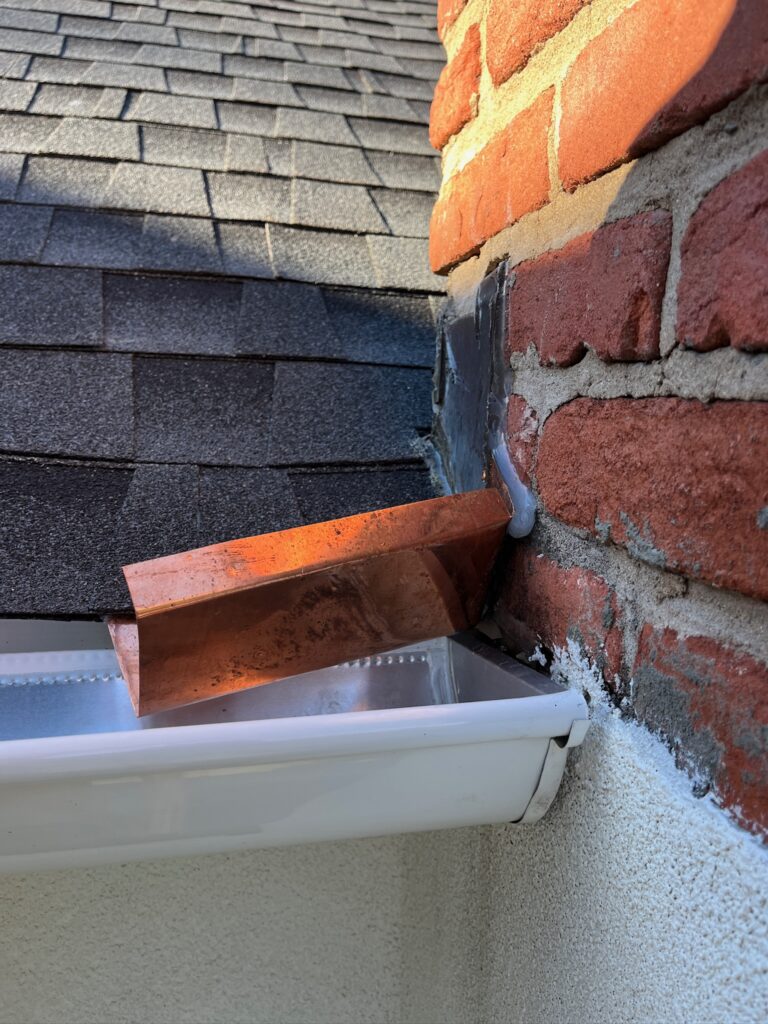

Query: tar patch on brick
[633,626,768,837]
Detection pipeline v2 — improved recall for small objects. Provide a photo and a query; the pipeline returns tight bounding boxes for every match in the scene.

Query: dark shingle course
[263,136,293,175]
[30,82,127,117]
[134,356,275,466]
[0,348,133,459]
[268,361,431,464]
[231,76,301,106]
[282,60,351,89]
[223,54,283,80]
[225,132,269,172]
[167,69,235,100]
[348,115,432,154]
[292,139,378,185]
[217,99,276,135]
[177,28,242,52]
[244,38,301,61]
[269,224,377,289]
[46,117,140,159]
[296,84,363,116]
[217,221,273,277]
[236,279,338,358]
[64,35,141,62]
[125,91,217,128]
[207,170,291,222]
[292,177,386,233]
[114,21,178,44]
[366,149,440,191]
[105,163,210,216]
[43,207,141,266]
[290,466,433,523]
[199,467,303,545]
[0,460,201,615]
[0,150,25,198]
[0,265,103,347]
[116,464,201,588]
[0,202,53,259]
[141,123,228,170]
[140,212,222,271]
[275,106,357,145]
[321,287,435,366]
[136,41,223,71]
[80,59,168,90]
[0,80,37,111]
[367,234,441,292]
[1,27,63,56]
[0,51,32,79]
[104,273,240,355]
[371,70,435,100]
[370,187,432,237]
[0,7,59,31]
[20,155,113,207]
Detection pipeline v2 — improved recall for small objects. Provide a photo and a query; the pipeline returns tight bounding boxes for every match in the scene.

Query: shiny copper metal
[109,489,510,716]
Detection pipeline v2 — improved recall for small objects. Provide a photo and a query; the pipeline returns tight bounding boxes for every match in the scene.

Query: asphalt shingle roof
[0,0,443,616]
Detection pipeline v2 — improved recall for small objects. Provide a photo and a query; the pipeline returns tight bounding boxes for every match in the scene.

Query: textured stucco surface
[2,649,767,1024]
[401,645,768,1024]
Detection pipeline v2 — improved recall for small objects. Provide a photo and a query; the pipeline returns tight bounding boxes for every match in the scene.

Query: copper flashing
[108,489,510,716]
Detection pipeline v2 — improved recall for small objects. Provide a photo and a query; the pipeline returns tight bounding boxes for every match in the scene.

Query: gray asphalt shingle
[292,177,386,233]
[269,224,377,288]
[104,273,241,355]
[208,170,291,222]
[0,265,103,346]
[125,91,217,128]
[0,202,53,259]
[0,348,133,459]
[134,356,275,465]
[268,361,431,465]
[0,0,445,617]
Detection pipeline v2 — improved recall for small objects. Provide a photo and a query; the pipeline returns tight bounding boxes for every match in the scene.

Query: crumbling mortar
[446,84,768,304]
[506,345,768,420]
[528,511,768,667]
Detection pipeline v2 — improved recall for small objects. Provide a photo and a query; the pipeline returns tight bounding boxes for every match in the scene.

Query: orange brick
[437,0,469,38]
[487,0,586,85]
[430,89,553,272]
[559,0,768,190]
[430,23,482,150]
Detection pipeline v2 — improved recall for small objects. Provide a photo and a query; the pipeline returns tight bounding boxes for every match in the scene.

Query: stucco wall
[3,656,767,1024]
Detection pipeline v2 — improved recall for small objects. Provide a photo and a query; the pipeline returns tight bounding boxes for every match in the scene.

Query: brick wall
[430,0,768,838]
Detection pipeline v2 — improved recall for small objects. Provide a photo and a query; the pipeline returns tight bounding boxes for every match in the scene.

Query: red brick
[677,152,768,353]
[537,398,768,600]
[487,0,586,85]
[634,626,768,838]
[506,211,672,366]
[496,547,623,681]
[505,395,539,486]
[437,0,468,38]
[559,0,768,190]
[429,23,481,150]
[430,90,552,272]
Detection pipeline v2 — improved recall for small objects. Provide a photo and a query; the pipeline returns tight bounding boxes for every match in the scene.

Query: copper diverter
[108,489,510,716]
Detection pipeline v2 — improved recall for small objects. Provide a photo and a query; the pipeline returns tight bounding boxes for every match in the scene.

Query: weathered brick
[559,0,768,190]
[487,0,585,84]
[537,399,768,600]
[677,152,768,353]
[507,211,672,366]
[429,22,480,149]
[505,395,538,487]
[437,0,468,38]
[633,626,768,838]
[496,547,624,682]
[430,89,552,272]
